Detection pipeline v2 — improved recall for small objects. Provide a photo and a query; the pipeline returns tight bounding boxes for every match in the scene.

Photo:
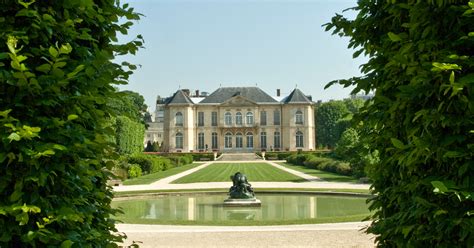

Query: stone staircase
[218,153,262,161]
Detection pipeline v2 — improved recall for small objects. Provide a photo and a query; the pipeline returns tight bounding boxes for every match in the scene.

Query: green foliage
[128,164,142,178]
[316,100,350,148]
[115,116,145,155]
[286,153,352,176]
[326,0,474,246]
[108,90,148,125]
[0,1,142,246]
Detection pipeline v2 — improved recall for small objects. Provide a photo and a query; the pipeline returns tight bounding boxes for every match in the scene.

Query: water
[113,193,369,224]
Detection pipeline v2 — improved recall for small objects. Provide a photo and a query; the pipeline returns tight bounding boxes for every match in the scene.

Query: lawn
[277,162,359,183]
[122,163,201,185]
[172,163,304,183]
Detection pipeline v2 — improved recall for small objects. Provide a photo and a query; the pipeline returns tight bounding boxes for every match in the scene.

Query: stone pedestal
[223,198,261,207]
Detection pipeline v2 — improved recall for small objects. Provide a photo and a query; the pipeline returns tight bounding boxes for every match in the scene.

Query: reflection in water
[113,194,369,222]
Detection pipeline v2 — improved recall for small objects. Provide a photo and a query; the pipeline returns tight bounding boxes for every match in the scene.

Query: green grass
[172,163,305,183]
[122,163,201,185]
[277,162,359,183]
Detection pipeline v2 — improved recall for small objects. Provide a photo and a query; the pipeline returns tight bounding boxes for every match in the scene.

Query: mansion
[157,87,315,153]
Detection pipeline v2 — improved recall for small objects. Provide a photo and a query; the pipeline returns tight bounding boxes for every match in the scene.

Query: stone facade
[162,87,315,153]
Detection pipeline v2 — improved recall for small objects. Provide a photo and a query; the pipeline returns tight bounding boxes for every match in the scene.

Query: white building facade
[162,87,315,153]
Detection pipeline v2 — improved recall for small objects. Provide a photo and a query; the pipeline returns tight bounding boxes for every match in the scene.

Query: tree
[316,100,349,148]
[326,0,473,246]
[0,1,142,246]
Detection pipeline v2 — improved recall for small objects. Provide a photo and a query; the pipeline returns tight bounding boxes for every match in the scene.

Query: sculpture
[229,172,255,199]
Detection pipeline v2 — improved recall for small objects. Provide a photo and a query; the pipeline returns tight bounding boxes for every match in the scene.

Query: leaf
[59,43,72,54]
[60,240,74,248]
[390,138,405,149]
[432,181,448,194]
[67,114,78,121]
[449,71,455,84]
[388,32,401,42]
[8,133,21,142]
[36,64,51,73]
[48,46,58,58]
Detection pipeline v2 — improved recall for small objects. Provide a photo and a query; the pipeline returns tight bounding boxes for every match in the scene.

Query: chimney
[276,89,281,97]
[195,90,199,97]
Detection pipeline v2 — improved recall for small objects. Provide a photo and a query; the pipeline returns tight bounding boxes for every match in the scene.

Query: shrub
[128,164,142,178]
[127,154,153,174]
[0,1,141,246]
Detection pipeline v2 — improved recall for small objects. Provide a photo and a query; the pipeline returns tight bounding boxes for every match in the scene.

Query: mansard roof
[281,88,312,104]
[199,87,277,104]
[165,90,194,105]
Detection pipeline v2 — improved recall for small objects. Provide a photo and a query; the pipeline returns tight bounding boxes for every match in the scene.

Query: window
[260,111,267,126]
[225,112,232,125]
[225,132,232,148]
[246,132,253,148]
[273,110,280,125]
[211,112,218,126]
[274,131,280,148]
[198,112,204,126]
[236,132,243,148]
[296,131,304,147]
[260,132,267,148]
[212,132,218,149]
[175,132,183,148]
[175,112,183,126]
[295,110,303,124]
[236,112,243,125]
[246,112,254,125]
[198,132,205,149]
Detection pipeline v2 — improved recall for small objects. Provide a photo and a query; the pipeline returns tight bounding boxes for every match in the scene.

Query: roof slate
[200,87,277,104]
[165,90,194,105]
[282,88,312,103]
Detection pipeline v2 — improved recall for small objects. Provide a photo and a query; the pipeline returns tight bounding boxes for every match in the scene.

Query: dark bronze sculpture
[229,172,255,199]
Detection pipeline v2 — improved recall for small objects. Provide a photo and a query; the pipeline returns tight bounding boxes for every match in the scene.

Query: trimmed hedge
[127,154,173,174]
[257,151,330,160]
[286,153,352,176]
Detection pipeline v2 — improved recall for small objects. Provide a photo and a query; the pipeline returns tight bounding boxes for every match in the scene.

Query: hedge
[286,153,352,176]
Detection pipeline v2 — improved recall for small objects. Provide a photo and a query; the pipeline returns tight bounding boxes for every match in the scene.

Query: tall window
[236,132,243,148]
[198,112,204,126]
[246,112,254,125]
[295,110,303,124]
[175,112,183,126]
[212,132,218,149]
[211,112,218,126]
[260,132,267,148]
[225,132,232,148]
[296,131,304,147]
[274,131,281,148]
[273,110,280,125]
[246,132,253,148]
[260,111,267,126]
[236,112,243,125]
[198,132,205,149]
[225,112,232,125]
[175,132,183,148]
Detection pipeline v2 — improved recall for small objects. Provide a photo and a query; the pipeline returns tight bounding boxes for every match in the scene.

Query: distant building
[143,96,166,147]
[161,87,315,152]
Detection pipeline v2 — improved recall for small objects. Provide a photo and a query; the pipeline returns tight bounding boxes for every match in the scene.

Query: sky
[118,0,366,111]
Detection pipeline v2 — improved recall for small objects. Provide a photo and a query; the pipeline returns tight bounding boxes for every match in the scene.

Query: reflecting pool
[113,193,369,225]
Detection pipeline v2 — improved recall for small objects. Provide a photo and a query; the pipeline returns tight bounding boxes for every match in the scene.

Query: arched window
[236,132,243,148]
[175,112,183,126]
[225,112,232,125]
[295,110,303,124]
[246,112,254,125]
[225,132,233,148]
[175,132,183,149]
[296,131,304,148]
[246,132,253,148]
[211,132,218,149]
[235,112,243,125]
[198,132,205,149]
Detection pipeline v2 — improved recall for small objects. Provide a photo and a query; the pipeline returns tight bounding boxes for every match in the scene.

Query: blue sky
[118,0,365,110]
